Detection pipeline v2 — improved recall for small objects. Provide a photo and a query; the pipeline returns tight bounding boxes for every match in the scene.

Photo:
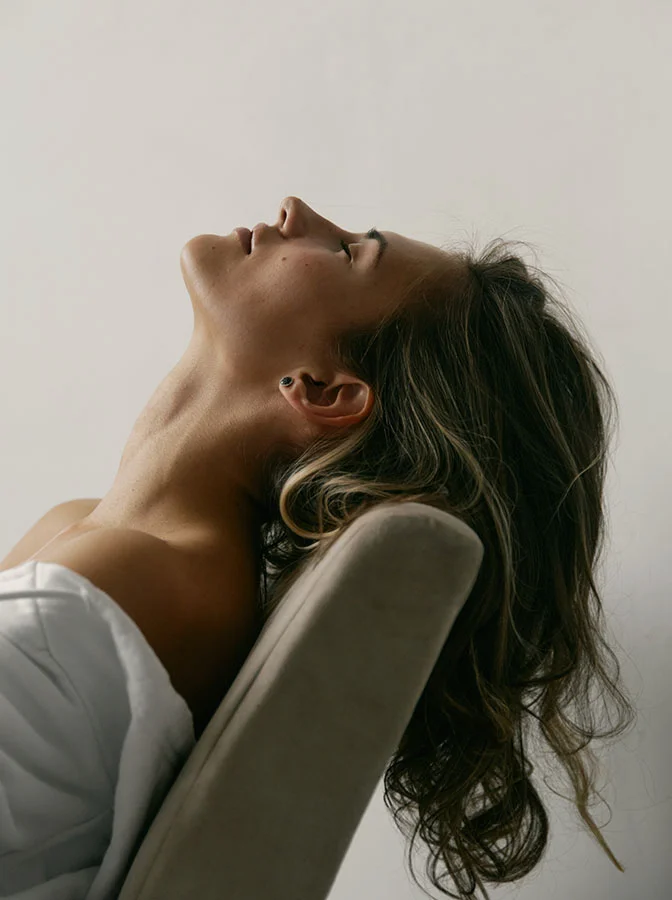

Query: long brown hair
[255,236,636,899]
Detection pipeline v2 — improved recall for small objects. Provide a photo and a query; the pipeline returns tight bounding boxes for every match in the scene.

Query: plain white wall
[1,0,669,897]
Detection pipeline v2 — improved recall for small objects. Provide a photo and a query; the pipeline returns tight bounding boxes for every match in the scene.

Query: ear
[280,371,374,429]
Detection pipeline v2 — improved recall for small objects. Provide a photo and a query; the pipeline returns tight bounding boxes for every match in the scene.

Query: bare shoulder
[28,523,196,648]
[0,498,101,572]
[28,524,261,737]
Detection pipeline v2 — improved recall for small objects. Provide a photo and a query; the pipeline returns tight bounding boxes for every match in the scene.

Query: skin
[80,196,463,585]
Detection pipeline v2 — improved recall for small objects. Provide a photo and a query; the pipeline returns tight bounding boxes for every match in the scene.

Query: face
[179,196,455,430]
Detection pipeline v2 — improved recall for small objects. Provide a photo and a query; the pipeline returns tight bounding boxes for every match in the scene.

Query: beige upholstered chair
[117,501,484,900]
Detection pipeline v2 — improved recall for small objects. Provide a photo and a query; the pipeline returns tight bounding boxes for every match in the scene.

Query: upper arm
[0,498,102,572]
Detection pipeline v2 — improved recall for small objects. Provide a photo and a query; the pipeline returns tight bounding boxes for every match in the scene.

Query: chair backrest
[118,501,484,900]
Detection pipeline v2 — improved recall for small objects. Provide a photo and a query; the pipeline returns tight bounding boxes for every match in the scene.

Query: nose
[276,195,345,244]
[275,195,301,233]
[279,196,300,218]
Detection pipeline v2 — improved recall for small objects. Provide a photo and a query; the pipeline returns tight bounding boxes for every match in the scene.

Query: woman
[1,196,635,898]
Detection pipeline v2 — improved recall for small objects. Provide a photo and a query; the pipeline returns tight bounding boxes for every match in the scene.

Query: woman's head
[179,196,468,445]
[253,224,636,898]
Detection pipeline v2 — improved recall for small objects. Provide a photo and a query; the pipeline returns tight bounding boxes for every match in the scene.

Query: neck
[85,345,272,573]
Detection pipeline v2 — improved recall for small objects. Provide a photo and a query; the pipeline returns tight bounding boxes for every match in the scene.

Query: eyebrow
[368,227,388,269]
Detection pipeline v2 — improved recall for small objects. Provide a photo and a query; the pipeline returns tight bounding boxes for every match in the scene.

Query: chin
[180,234,232,278]
[181,233,228,257]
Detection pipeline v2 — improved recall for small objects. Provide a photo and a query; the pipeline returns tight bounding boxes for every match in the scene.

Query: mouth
[234,227,252,254]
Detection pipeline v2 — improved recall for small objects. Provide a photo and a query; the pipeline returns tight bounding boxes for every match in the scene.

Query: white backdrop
[1,1,669,897]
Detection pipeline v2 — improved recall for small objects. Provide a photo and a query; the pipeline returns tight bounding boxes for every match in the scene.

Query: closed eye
[339,228,379,263]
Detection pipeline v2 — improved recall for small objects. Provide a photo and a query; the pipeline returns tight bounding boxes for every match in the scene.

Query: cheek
[259,252,332,308]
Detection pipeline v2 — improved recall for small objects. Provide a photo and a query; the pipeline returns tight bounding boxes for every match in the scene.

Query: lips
[234,227,252,254]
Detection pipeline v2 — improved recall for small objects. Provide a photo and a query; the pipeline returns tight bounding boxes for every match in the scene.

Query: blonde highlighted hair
[255,236,636,899]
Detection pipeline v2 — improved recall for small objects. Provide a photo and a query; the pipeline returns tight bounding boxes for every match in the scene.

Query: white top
[0,559,196,899]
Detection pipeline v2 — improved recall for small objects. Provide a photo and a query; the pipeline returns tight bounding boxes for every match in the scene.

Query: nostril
[279,198,293,229]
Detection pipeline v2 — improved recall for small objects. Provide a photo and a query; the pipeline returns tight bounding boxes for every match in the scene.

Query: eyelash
[339,228,377,262]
